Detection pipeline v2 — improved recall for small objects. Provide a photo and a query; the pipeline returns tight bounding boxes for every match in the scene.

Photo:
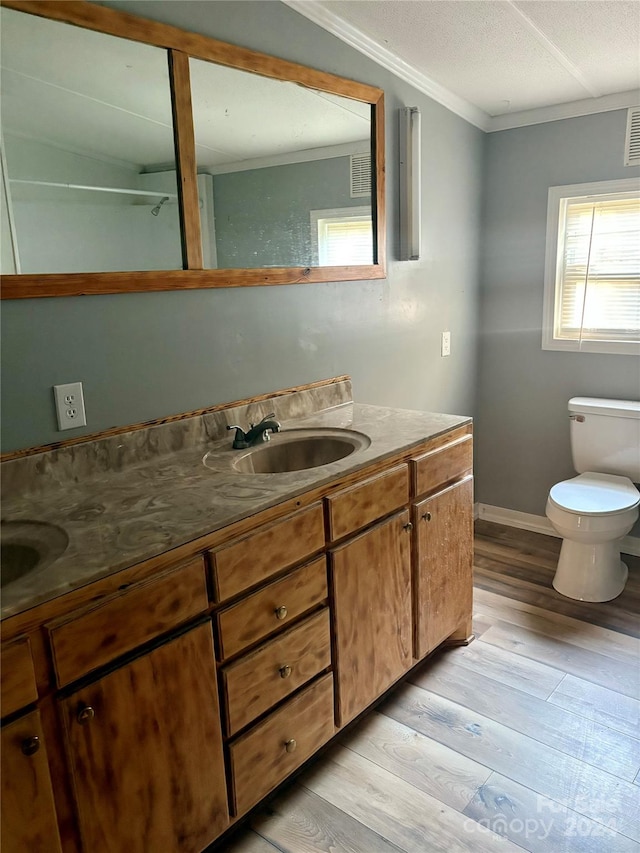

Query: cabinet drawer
[222,608,331,736]
[325,464,409,541]
[411,435,473,498]
[229,672,335,817]
[216,556,327,660]
[47,557,208,687]
[210,503,325,602]
[1,636,38,718]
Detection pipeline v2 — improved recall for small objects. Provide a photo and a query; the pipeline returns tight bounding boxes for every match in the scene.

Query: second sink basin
[1,520,69,588]
[229,428,371,474]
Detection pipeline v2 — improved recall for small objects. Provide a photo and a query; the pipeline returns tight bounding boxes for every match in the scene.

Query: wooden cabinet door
[413,476,473,658]
[330,510,412,727]
[1,710,63,853]
[62,621,228,853]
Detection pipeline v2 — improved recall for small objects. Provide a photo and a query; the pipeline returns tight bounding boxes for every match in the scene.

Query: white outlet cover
[53,382,87,430]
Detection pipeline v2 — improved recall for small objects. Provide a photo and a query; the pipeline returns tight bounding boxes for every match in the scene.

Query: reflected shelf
[9,179,178,200]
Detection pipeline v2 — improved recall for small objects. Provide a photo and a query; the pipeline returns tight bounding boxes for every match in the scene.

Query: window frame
[542,178,640,356]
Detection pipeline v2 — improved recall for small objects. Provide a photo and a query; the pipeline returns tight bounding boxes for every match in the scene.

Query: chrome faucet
[227,413,281,449]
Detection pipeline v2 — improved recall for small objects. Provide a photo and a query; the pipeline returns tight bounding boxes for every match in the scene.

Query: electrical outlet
[53,382,87,430]
[441,330,451,357]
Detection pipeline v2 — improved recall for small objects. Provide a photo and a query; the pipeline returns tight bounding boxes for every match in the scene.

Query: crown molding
[205,140,369,175]
[488,90,640,132]
[282,0,491,132]
[284,1,640,135]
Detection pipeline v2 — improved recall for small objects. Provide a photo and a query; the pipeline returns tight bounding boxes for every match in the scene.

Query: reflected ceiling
[1,7,371,172]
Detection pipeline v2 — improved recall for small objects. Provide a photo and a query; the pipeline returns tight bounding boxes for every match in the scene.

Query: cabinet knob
[422,512,432,522]
[77,705,95,725]
[403,522,413,532]
[21,736,40,756]
[279,664,292,679]
[284,738,297,753]
[274,605,288,621]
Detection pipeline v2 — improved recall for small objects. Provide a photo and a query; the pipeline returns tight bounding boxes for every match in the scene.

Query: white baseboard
[475,503,640,558]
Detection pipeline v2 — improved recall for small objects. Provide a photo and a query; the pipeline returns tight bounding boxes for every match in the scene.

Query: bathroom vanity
[0,378,473,852]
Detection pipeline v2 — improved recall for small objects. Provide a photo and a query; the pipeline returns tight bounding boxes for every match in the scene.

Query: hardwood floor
[219,521,640,853]
[473,520,640,638]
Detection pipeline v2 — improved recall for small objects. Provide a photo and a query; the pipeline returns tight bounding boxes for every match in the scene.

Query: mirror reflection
[0,5,379,281]
[189,58,373,269]
[0,8,182,275]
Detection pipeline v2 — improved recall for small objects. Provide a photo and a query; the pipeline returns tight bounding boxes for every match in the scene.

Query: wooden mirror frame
[0,0,386,299]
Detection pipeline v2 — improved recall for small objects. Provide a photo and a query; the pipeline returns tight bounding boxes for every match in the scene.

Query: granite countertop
[1,393,470,620]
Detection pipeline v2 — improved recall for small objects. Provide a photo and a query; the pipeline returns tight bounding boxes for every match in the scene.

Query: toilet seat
[548,472,640,515]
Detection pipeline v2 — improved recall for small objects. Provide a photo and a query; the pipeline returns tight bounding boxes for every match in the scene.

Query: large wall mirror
[0,0,385,298]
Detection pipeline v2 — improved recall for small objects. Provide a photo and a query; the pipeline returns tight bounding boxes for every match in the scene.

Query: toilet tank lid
[568,397,640,419]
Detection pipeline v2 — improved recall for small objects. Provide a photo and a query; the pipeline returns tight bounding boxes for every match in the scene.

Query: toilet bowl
[546,472,639,602]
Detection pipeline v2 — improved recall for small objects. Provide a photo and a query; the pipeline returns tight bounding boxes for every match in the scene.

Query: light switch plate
[441,331,451,357]
[53,382,87,430]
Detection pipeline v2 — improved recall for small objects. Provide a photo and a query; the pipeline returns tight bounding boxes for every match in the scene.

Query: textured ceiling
[288,0,640,128]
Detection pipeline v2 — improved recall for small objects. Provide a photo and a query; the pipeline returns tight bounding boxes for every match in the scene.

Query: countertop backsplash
[1,377,354,500]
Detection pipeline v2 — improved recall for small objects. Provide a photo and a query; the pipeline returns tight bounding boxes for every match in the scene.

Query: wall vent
[624,107,640,166]
[350,153,371,197]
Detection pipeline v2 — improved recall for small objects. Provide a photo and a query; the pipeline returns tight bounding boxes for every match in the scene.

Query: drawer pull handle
[275,605,288,621]
[422,512,432,522]
[284,738,297,753]
[21,736,40,756]
[403,522,413,532]
[77,705,95,725]
[279,664,292,679]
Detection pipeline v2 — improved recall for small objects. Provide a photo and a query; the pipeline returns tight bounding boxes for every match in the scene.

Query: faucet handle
[227,424,249,449]
[250,412,277,429]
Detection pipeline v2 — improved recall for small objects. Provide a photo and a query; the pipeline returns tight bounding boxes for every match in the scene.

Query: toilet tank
[569,397,640,481]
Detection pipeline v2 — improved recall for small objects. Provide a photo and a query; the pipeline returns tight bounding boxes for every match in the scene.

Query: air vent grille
[350,153,371,197]
[625,107,640,167]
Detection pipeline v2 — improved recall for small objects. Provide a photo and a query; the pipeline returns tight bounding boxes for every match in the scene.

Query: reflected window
[311,206,373,266]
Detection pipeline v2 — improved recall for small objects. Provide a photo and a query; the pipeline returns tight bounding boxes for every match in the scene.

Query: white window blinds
[543,180,640,355]
[557,194,640,342]
[318,218,372,266]
[311,207,373,266]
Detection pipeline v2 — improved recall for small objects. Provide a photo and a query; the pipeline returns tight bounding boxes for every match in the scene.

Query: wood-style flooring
[219,521,640,853]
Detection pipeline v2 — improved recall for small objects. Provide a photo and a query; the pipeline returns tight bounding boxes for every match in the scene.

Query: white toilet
[545,397,640,602]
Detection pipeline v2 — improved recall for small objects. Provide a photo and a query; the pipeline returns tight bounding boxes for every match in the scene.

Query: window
[542,179,640,355]
[310,207,373,266]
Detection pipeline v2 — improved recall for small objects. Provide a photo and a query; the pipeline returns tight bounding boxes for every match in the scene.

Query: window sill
[542,337,640,356]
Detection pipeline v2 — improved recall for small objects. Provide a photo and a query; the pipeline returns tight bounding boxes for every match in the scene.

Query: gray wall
[1,0,483,453]
[476,110,640,531]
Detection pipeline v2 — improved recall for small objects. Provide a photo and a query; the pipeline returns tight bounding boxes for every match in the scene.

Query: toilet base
[552,538,629,602]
